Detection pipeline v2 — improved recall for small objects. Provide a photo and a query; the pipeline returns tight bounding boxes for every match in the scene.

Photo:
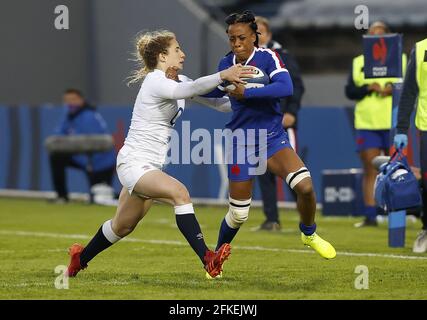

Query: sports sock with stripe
[175,203,209,264]
[79,219,121,267]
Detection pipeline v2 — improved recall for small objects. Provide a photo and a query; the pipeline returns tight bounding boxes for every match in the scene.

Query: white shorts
[116,147,163,195]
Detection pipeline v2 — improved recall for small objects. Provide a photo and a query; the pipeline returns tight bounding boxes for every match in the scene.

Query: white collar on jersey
[153,68,165,74]
[232,48,256,66]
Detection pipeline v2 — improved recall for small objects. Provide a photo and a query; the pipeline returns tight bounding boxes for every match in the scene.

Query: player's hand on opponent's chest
[225,83,246,100]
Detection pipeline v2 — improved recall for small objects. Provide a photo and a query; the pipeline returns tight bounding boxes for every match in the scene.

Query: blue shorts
[356,130,391,152]
[227,129,293,182]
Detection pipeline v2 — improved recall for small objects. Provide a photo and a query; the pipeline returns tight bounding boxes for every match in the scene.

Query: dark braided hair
[225,10,259,47]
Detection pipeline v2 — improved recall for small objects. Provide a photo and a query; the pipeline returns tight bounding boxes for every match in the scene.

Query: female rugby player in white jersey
[65,30,252,279]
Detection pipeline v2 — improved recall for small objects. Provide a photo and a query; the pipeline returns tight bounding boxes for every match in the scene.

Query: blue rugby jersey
[204,47,293,135]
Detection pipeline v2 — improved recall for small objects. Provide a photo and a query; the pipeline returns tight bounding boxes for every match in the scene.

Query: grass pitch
[0,197,426,300]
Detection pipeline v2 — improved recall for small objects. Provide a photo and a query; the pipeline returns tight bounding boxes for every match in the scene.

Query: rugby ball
[222,66,270,91]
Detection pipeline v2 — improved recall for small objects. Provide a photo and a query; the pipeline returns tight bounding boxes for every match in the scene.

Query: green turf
[0,197,426,299]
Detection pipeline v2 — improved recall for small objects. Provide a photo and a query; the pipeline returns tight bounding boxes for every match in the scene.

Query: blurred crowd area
[199,0,427,73]
[0,0,426,107]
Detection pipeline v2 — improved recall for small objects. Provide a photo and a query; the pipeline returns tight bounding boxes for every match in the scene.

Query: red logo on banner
[231,164,240,175]
[373,38,387,64]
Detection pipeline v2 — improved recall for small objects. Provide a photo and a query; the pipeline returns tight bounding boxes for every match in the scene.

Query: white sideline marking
[1,282,50,288]
[0,230,426,261]
[0,189,302,209]
[249,226,297,233]
[0,280,136,288]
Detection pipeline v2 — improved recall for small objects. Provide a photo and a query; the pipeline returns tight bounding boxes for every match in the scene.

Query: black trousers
[49,153,114,200]
[420,132,427,230]
[257,170,280,223]
[257,127,297,223]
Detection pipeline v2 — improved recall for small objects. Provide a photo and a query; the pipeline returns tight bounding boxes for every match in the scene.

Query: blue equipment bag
[374,149,422,212]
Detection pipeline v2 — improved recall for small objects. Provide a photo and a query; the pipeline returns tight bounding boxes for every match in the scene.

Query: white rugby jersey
[121,69,223,165]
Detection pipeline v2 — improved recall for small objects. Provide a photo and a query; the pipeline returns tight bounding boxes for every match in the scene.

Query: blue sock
[216,218,239,251]
[365,206,377,221]
[299,222,317,236]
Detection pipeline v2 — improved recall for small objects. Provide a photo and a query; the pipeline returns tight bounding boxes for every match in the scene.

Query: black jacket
[267,40,305,123]
[397,48,418,134]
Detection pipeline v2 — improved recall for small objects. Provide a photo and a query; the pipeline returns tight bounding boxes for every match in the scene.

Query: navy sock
[175,214,209,264]
[80,227,113,267]
[216,218,239,251]
[365,206,377,221]
[299,222,317,236]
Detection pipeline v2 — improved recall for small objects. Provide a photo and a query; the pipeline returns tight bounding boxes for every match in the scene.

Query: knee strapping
[286,167,311,189]
[225,197,251,229]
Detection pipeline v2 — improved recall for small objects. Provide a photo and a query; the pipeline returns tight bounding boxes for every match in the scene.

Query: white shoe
[413,230,427,253]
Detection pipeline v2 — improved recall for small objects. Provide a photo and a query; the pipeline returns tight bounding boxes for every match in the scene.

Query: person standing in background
[254,16,305,231]
[394,37,427,253]
[49,89,116,203]
[345,22,407,228]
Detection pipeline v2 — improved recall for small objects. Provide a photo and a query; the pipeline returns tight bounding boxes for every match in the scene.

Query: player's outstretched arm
[152,64,253,100]
[201,87,227,98]
[227,71,293,100]
[191,96,232,113]
[165,66,228,103]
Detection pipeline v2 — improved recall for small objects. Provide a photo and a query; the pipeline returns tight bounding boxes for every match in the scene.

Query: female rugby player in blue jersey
[204,11,336,277]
